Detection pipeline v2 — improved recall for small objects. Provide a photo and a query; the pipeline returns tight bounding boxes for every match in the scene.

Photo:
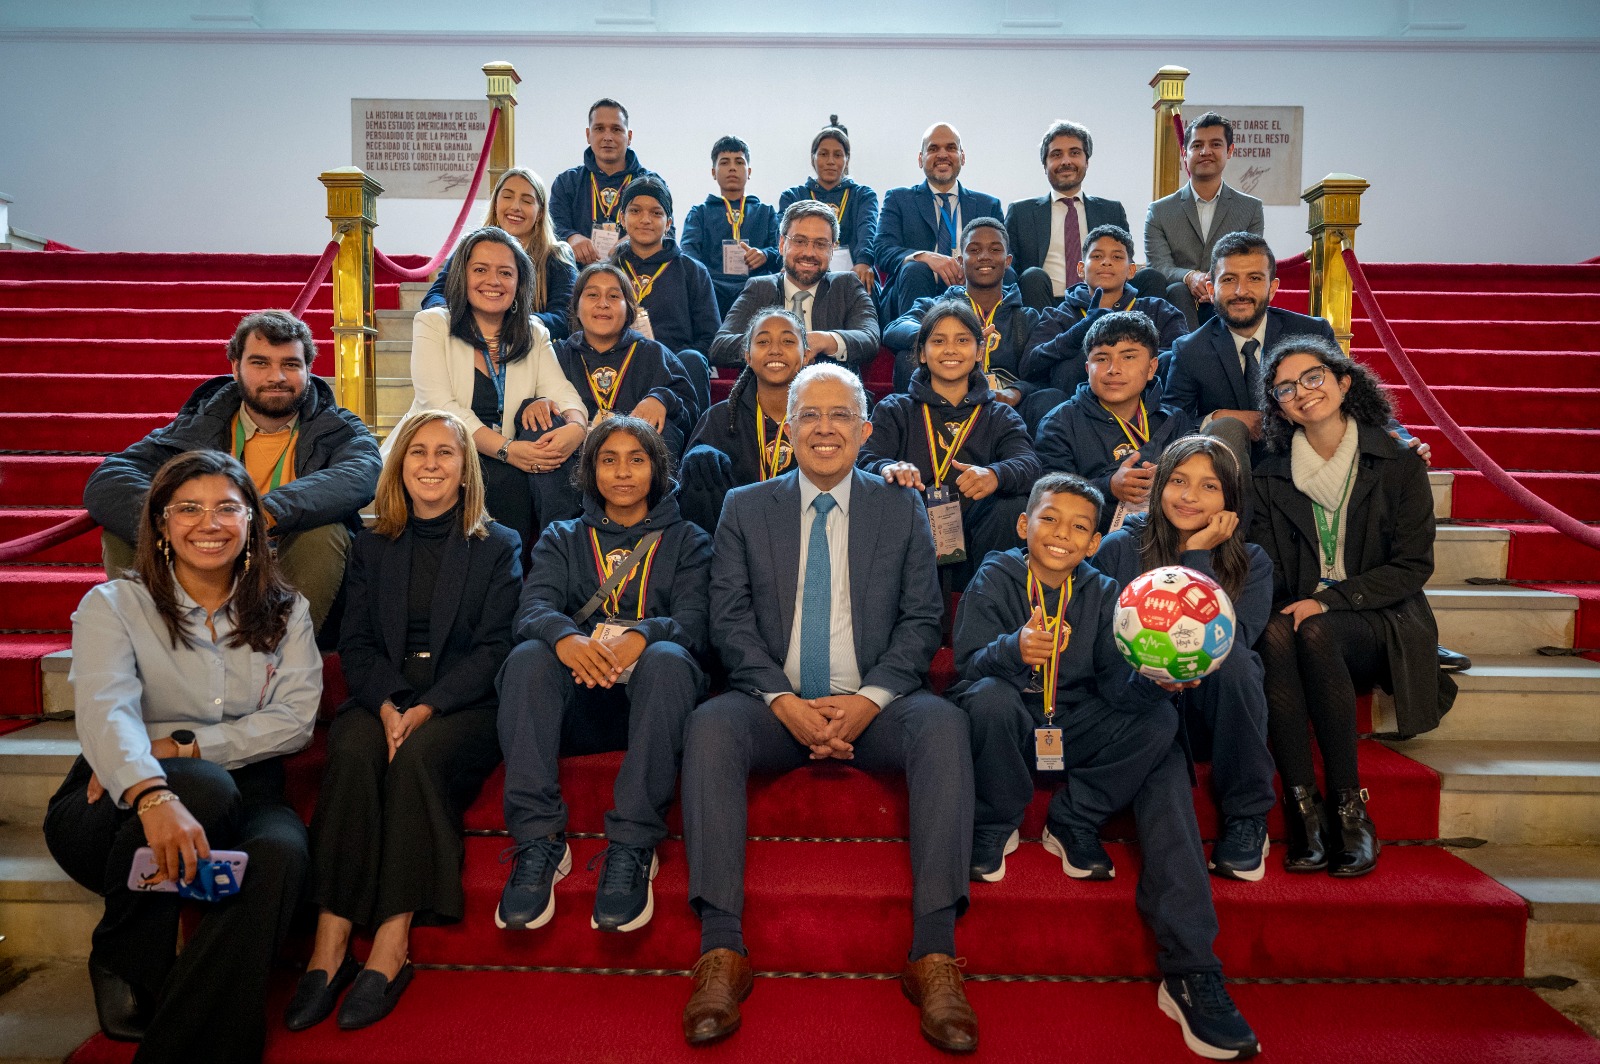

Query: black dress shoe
[1282,785,1330,873]
[336,962,414,1031]
[1329,787,1381,878]
[1437,645,1472,672]
[284,953,360,1032]
[88,958,148,1042]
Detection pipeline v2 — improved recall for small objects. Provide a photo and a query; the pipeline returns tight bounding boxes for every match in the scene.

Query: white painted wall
[2,33,1597,263]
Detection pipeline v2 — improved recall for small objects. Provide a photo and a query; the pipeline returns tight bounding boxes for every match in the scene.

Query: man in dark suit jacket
[679,364,978,1053]
[1132,113,1265,329]
[875,123,1005,319]
[1004,121,1130,311]
[709,200,880,374]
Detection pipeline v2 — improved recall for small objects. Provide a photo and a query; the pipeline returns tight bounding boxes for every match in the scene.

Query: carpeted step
[0,279,403,312]
[1370,320,1600,351]
[1518,582,1600,648]
[0,307,335,341]
[66,974,1600,1064]
[1498,523,1600,582]
[454,739,1440,841]
[0,632,71,716]
[1351,263,1600,293]
[0,338,336,376]
[0,412,172,453]
[0,509,102,563]
[1413,427,1600,472]
[1357,347,1600,388]
[0,456,104,506]
[0,251,430,284]
[1389,386,1599,430]
[1322,290,1600,319]
[0,567,105,629]
[0,373,208,413]
[416,836,1524,978]
[1447,470,1600,522]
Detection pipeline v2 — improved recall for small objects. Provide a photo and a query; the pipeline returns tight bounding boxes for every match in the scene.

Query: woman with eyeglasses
[1250,337,1456,878]
[43,450,320,1063]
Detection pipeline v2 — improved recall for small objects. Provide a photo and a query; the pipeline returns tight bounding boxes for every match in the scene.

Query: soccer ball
[1113,565,1236,682]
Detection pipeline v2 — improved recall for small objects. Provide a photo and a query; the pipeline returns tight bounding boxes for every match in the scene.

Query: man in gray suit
[1133,112,1265,329]
[679,363,978,1053]
[709,200,880,375]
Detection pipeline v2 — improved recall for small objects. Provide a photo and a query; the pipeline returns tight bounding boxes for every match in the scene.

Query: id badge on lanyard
[592,619,641,683]
[925,484,967,566]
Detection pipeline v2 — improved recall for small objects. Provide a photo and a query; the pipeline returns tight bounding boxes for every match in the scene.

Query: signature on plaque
[1236,166,1271,194]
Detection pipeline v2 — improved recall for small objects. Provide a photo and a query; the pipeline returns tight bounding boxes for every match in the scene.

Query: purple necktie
[1061,197,1082,283]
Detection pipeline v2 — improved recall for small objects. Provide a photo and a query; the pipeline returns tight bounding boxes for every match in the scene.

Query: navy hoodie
[554,328,700,444]
[778,178,881,268]
[685,370,793,488]
[616,238,722,357]
[515,490,712,656]
[1035,377,1196,529]
[681,194,782,312]
[859,368,1041,504]
[882,284,1041,399]
[947,549,1166,714]
[1022,283,1189,393]
[549,148,668,242]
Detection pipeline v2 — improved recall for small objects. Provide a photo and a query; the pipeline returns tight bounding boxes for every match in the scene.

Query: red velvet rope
[0,512,97,563]
[289,237,342,317]
[1583,254,1600,265]
[1344,247,1600,551]
[1172,113,1189,178]
[373,106,502,282]
[1278,251,1309,270]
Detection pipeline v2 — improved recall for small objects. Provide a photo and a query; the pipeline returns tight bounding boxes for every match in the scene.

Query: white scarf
[1290,417,1359,584]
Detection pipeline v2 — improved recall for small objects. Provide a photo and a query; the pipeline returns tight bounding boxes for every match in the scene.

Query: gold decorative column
[1303,174,1370,353]
[318,167,383,427]
[482,61,521,191]
[1150,66,1190,201]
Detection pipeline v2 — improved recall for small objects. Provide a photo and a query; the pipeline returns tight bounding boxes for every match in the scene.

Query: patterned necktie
[1061,197,1082,283]
[798,492,837,699]
[936,193,955,255]
[1242,338,1262,389]
[789,289,812,329]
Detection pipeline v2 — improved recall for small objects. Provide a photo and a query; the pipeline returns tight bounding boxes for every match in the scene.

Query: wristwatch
[171,729,198,759]
[495,440,511,463]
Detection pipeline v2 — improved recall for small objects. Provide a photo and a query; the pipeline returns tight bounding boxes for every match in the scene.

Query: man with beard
[1004,121,1130,311]
[709,200,879,376]
[84,310,380,634]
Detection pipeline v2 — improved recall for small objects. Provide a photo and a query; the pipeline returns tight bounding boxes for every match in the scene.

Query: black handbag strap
[573,529,664,628]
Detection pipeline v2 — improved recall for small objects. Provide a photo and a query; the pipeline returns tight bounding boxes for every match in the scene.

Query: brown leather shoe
[901,953,978,1053]
[681,948,753,1046]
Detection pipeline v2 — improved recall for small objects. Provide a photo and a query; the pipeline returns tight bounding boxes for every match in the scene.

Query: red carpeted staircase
[1,249,1597,1062]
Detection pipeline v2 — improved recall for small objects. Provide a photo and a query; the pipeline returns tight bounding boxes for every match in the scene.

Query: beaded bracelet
[137,791,182,816]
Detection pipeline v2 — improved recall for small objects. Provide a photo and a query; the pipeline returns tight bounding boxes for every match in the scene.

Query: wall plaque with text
[1186,105,1304,206]
[352,99,492,199]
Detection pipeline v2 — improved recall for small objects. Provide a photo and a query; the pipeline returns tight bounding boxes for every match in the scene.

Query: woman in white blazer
[393,226,588,551]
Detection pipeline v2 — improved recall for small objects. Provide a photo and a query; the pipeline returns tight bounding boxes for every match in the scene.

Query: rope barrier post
[319,166,383,427]
[1150,66,1190,201]
[482,61,520,193]
[1303,174,1370,354]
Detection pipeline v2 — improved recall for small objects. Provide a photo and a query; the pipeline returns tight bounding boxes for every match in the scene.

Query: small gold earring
[243,540,251,574]
[161,539,171,566]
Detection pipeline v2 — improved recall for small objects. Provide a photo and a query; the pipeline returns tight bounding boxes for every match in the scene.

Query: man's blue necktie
[935,193,955,255]
[798,492,836,699]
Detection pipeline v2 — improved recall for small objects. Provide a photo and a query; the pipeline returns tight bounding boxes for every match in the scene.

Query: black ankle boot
[1282,785,1329,873]
[1329,787,1380,878]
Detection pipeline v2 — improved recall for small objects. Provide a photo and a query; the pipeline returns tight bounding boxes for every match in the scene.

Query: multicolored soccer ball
[1113,565,1235,681]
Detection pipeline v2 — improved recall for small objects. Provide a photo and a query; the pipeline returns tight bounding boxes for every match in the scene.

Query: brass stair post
[1150,66,1190,201]
[318,167,382,426]
[482,61,521,192]
[1303,174,1371,353]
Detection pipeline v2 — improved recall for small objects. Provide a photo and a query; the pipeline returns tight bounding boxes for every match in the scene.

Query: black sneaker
[1209,816,1269,882]
[1157,972,1260,1060]
[969,827,1020,883]
[589,842,659,932]
[1041,823,1114,880]
[495,835,570,930]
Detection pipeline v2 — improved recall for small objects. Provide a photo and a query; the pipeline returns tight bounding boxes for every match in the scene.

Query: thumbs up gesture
[1019,605,1057,667]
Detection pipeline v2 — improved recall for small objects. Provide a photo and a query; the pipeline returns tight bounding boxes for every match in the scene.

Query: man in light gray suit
[708,200,880,375]
[1133,112,1265,329]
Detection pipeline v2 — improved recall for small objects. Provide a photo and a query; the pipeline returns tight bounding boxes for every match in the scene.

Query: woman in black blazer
[286,410,522,1032]
[1250,336,1455,879]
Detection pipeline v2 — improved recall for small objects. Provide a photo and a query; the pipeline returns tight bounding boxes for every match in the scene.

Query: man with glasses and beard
[709,201,880,376]
[84,310,380,635]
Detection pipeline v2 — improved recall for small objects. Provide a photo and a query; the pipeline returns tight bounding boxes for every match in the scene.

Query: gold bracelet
[137,791,181,816]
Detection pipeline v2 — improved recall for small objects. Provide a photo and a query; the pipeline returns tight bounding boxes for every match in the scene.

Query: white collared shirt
[781,275,846,358]
[1231,318,1270,377]
[1043,191,1090,297]
[1194,184,1222,242]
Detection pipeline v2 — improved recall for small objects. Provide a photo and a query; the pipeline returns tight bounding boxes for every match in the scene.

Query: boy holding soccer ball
[948,471,1260,1061]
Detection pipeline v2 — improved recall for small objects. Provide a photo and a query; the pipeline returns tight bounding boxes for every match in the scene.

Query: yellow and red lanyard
[755,402,792,480]
[722,197,746,242]
[588,528,661,620]
[921,404,981,488]
[1026,570,1073,722]
[582,342,638,417]
[625,259,671,302]
[811,187,849,221]
[1102,399,1151,455]
[590,173,631,223]
[964,292,1002,370]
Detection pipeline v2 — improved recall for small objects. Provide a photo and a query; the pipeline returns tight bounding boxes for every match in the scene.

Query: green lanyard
[1310,456,1358,580]
[234,416,298,492]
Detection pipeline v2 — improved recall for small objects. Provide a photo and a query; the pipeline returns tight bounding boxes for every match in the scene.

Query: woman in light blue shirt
[43,449,320,1064]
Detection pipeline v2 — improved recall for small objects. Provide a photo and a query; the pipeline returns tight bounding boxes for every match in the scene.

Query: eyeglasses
[1269,365,1330,404]
[792,407,862,429]
[784,236,835,253]
[163,502,253,525]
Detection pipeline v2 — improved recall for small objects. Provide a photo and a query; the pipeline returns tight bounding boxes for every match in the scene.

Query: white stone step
[0,960,100,1064]
[0,826,98,962]
[377,339,410,379]
[39,650,70,719]
[1374,654,1600,742]
[1425,585,1577,655]
[1429,524,1508,584]
[1430,470,1451,520]
[399,281,430,311]
[0,721,78,823]
[376,308,417,342]
[1454,843,1600,980]
[1386,739,1600,845]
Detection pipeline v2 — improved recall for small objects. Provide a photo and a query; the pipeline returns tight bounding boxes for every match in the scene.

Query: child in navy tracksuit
[778,121,880,289]
[496,417,712,936]
[948,472,1259,1061]
[681,136,781,316]
[1022,226,1189,394]
[1034,310,1195,534]
[1092,435,1276,882]
[678,308,811,534]
[859,299,1040,590]
[613,178,720,413]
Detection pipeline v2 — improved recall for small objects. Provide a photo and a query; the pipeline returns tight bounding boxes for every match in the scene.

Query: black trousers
[1260,609,1387,793]
[683,689,973,923]
[955,679,1220,974]
[309,704,500,927]
[44,755,307,1064]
